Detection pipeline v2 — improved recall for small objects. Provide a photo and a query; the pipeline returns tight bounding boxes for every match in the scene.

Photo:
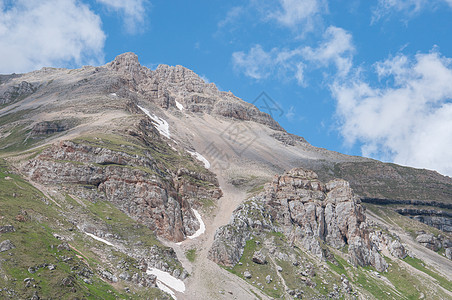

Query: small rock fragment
[61,276,74,286]
[252,250,267,264]
[266,275,272,283]
[0,240,15,252]
[57,242,71,251]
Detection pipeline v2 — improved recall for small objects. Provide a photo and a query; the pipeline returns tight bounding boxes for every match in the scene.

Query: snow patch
[187,209,205,239]
[175,100,184,111]
[156,281,177,299]
[146,268,185,299]
[137,105,171,139]
[85,232,114,247]
[187,150,210,169]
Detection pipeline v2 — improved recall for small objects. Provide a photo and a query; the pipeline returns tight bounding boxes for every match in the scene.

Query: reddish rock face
[22,140,221,242]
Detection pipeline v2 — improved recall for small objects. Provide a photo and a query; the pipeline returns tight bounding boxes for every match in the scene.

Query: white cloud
[332,51,452,176]
[232,26,354,84]
[285,106,296,120]
[0,0,105,74]
[269,0,326,32]
[96,0,147,34]
[232,45,274,80]
[295,63,305,86]
[302,26,355,77]
[218,6,244,28]
[372,0,452,22]
[232,44,306,84]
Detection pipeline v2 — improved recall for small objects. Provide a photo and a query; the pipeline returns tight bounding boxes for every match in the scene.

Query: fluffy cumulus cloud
[232,45,273,80]
[302,26,355,77]
[0,0,105,74]
[96,0,147,33]
[232,26,354,84]
[269,0,326,32]
[232,45,305,84]
[332,51,452,176]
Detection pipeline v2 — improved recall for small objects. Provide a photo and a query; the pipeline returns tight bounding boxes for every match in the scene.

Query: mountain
[0,52,451,299]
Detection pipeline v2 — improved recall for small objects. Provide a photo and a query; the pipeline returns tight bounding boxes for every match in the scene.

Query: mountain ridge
[0,52,451,299]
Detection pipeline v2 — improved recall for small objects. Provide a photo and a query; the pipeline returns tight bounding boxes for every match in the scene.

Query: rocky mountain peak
[103,52,285,130]
[106,52,149,85]
[106,52,215,95]
[108,52,141,71]
[154,64,208,85]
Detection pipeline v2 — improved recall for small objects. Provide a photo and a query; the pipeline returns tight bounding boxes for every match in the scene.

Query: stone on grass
[0,240,15,252]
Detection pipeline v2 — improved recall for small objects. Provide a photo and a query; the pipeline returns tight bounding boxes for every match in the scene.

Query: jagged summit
[106,52,223,98]
[108,52,211,86]
[107,52,143,75]
[105,52,285,131]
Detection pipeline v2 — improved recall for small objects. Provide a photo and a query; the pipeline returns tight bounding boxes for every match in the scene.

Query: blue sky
[1,0,452,177]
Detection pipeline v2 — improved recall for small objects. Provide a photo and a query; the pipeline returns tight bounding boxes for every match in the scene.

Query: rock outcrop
[23,136,221,242]
[31,119,77,136]
[0,80,35,105]
[396,208,452,232]
[416,234,442,251]
[369,230,407,259]
[209,168,388,271]
[415,232,451,254]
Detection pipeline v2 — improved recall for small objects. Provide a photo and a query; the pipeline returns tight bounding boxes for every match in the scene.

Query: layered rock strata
[23,137,221,242]
[209,168,388,271]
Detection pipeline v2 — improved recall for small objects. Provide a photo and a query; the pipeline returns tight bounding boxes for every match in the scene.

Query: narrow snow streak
[187,209,205,239]
[146,268,185,298]
[156,281,177,300]
[138,105,171,139]
[85,232,114,247]
[175,100,184,111]
[187,150,210,169]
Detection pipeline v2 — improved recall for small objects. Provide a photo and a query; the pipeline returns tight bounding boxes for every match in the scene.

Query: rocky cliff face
[210,168,388,272]
[396,208,452,232]
[322,161,452,203]
[0,80,35,105]
[106,53,283,131]
[30,119,77,136]
[22,132,221,242]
